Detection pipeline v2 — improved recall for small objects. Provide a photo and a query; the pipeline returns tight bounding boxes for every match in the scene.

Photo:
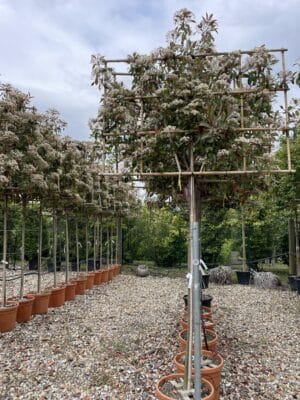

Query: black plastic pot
[236,270,251,285]
[295,278,300,295]
[288,275,297,291]
[202,274,210,289]
[183,294,213,308]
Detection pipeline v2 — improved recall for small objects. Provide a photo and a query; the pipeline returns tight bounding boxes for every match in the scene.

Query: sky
[0,0,299,140]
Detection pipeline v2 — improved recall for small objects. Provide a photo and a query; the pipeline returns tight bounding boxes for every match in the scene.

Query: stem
[100,219,103,269]
[20,197,26,299]
[111,225,113,265]
[2,195,8,306]
[241,204,247,272]
[76,220,80,274]
[85,219,89,273]
[65,212,69,283]
[37,202,43,293]
[116,216,122,264]
[107,227,110,267]
[53,209,57,287]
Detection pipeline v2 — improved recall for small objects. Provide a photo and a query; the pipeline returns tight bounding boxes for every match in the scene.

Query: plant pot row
[156,297,224,399]
[0,264,121,333]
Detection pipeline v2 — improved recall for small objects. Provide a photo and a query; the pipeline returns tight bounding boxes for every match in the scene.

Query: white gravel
[0,272,299,399]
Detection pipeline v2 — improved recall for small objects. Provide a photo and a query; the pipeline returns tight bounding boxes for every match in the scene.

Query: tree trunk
[65,212,69,283]
[288,218,297,275]
[53,208,58,287]
[295,210,300,275]
[116,216,122,264]
[37,202,43,293]
[2,195,8,306]
[75,220,80,274]
[241,205,247,272]
[85,219,89,273]
[20,196,27,299]
[100,218,103,269]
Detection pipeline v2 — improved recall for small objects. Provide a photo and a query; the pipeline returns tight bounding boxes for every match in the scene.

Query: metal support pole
[192,221,202,399]
[76,220,80,274]
[37,203,43,293]
[20,197,26,298]
[2,195,8,306]
[65,213,69,283]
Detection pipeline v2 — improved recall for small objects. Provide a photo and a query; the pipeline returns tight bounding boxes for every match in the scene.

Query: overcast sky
[0,0,299,140]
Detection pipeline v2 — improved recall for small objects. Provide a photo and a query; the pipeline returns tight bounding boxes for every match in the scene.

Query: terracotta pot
[86,272,95,289]
[155,373,214,400]
[65,281,77,301]
[0,301,19,333]
[174,350,224,400]
[49,285,66,308]
[31,292,50,315]
[108,268,114,281]
[180,316,215,332]
[72,276,87,295]
[94,270,102,285]
[179,329,218,353]
[102,269,109,283]
[115,264,121,274]
[16,295,35,323]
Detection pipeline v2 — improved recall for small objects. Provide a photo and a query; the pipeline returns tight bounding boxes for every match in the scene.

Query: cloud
[0,0,299,140]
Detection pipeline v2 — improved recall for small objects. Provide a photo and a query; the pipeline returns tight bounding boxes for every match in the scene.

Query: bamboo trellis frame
[96,47,293,178]
[94,46,294,397]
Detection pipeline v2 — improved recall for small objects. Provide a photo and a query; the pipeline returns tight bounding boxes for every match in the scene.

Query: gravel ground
[0,272,299,400]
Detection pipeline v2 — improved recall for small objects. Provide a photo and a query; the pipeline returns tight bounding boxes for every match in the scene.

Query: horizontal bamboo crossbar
[101,126,290,137]
[99,169,295,177]
[104,48,287,63]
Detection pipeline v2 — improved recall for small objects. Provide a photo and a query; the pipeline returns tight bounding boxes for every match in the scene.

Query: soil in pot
[49,285,66,307]
[155,373,214,400]
[65,281,77,301]
[174,350,224,400]
[236,270,251,285]
[180,329,218,353]
[30,291,51,315]
[16,294,35,323]
[0,301,19,333]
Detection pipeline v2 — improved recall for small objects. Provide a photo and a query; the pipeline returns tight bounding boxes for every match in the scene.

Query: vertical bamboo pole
[65,212,69,283]
[20,197,26,299]
[93,220,97,271]
[53,208,57,287]
[2,195,8,306]
[288,218,297,275]
[37,202,43,293]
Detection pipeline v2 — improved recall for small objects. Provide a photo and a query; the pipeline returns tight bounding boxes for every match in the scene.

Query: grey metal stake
[192,221,202,399]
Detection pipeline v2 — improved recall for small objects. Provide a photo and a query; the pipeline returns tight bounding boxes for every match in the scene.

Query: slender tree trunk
[85,219,89,273]
[76,220,80,274]
[53,208,57,287]
[20,196,27,299]
[37,202,43,293]
[93,220,98,271]
[65,212,69,283]
[110,225,114,265]
[288,218,297,275]
[106,227,110,267]
[116,216,122,264]
[2,195,8,306]
[241,205,247,272]
[295,210,300,275]
[100,218,103,269]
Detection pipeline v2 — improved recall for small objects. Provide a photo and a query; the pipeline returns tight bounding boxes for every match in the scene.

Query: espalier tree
[0,83,135,306]
[91,9,294,395]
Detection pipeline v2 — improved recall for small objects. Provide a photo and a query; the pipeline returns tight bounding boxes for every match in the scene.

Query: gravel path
[0,272,299,399]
